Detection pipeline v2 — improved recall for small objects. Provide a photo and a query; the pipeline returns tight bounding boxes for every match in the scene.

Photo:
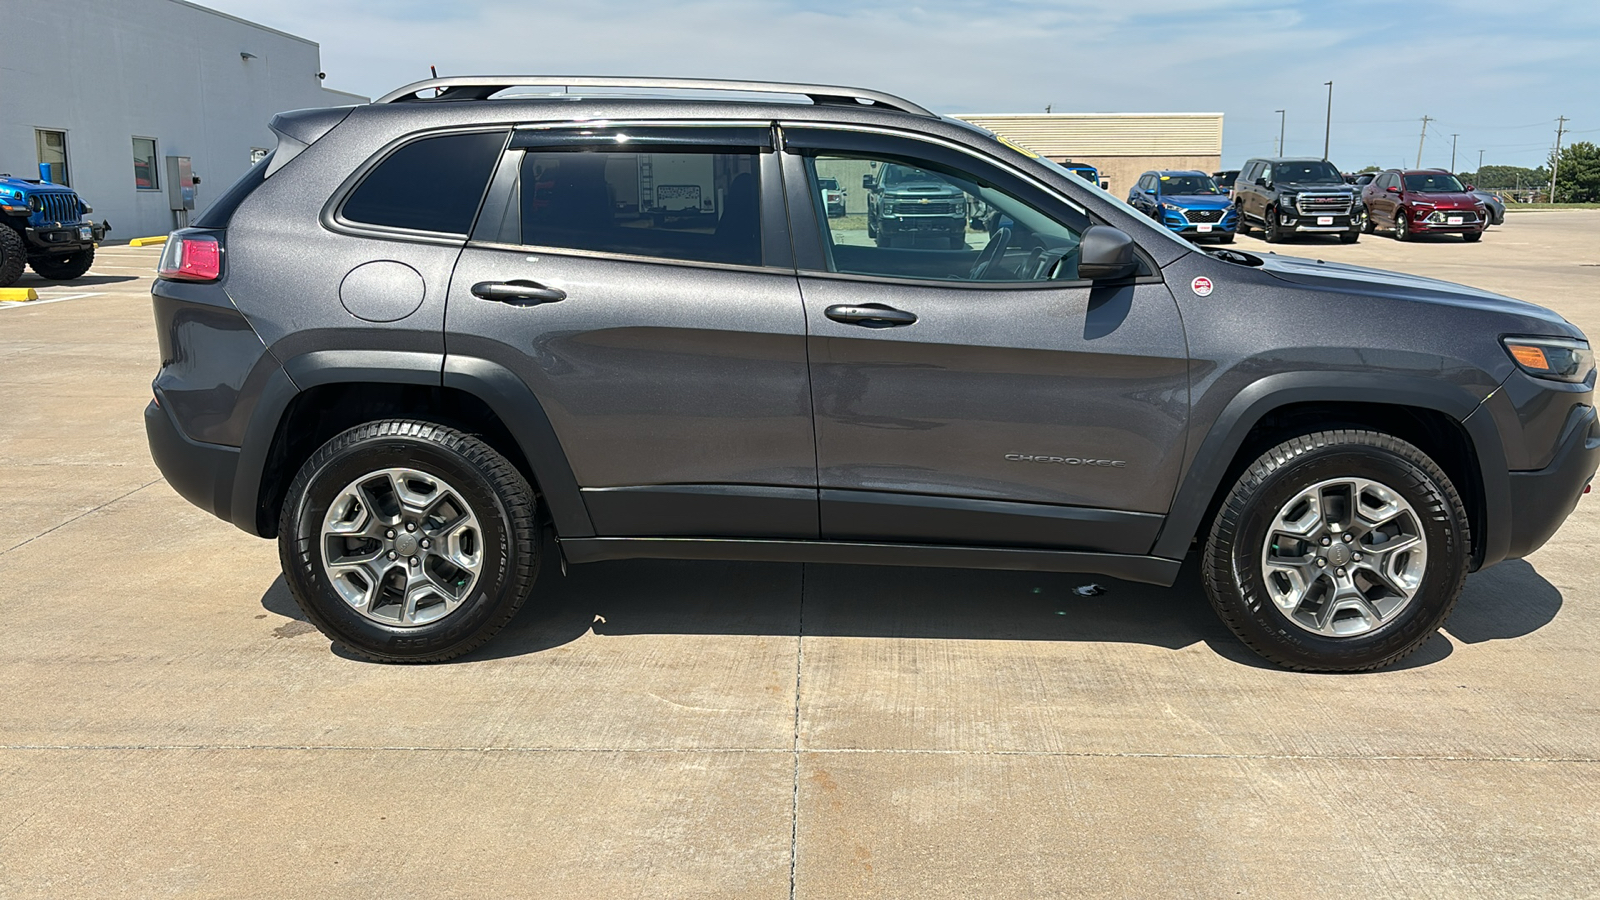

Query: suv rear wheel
[1202,430,1469,672]
[278,420,540,663]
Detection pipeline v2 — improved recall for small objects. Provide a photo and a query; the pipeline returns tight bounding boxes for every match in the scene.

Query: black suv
[1234,157,1361,243]
[146,76,1597,671]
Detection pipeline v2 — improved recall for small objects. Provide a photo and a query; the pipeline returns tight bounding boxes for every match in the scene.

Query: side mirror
[862,175,875,189]
[1385,185,1399,193]
[1465,184,1476,191]
[1077,225,1138,282]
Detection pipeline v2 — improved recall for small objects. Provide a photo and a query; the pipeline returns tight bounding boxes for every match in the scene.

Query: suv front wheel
[278,420,541,662]
[1202,430,1470,671]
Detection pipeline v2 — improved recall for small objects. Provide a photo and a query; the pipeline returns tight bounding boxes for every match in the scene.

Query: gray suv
[145,76,1598,671]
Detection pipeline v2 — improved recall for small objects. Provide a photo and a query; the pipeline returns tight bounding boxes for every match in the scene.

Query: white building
[2,0,365,240]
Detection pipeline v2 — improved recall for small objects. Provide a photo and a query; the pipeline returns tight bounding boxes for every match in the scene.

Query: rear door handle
[824,303,917,328]
[471,280,567,305]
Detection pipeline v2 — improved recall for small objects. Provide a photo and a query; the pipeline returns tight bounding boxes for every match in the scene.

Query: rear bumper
[1504,402,1600,559]
[145,395,241,526]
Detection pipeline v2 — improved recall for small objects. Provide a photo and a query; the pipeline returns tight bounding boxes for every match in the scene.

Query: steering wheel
[968,226,1012,281]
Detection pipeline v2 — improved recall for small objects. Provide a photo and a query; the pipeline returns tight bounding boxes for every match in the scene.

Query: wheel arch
[235,350,592,540]
[1154,373,1507,568]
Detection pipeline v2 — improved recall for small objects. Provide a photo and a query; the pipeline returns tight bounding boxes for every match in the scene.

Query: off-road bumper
[25,221,108,254]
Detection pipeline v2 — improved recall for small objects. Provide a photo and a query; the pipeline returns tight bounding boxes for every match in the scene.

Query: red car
[1361,169,1486,242]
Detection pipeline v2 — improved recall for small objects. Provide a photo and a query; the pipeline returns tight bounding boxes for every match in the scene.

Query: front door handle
[824,303,917,328]
[471,280,567,305]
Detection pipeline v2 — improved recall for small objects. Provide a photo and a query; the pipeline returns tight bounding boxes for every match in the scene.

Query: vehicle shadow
[14,273,140,287]
[258,548,1563,669]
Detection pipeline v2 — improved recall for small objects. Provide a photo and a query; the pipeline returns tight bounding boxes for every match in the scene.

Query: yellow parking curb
[129,235,169,247]
[0,287,40,301]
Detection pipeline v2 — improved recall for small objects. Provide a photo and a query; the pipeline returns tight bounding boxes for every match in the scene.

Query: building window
[36,129,69,186]
[133,137,160,190]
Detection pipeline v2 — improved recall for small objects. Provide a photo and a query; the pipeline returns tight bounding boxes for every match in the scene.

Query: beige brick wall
[1048,155,1225,198]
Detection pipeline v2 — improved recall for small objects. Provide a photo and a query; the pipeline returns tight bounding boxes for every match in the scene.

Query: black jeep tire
[1263,206,1287,243]
[29,246,95,281]
[1462,229,1482,243]
[1202,430,1470,672]
[0,227,25,287]
[278,420,540,663]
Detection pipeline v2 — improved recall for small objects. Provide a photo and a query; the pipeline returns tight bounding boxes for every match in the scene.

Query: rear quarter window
[342,130,508,235]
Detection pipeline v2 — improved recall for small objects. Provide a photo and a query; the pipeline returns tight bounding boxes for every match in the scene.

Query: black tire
[0,227,25,288]
[1263,205,1287,243]
[1202,430,1470,672]
[1462,229,1482,243]
[1393,208,1410,241]
[1360,210,1375,234]
[866,215,878,239]
[1339,230,1360,244]
[278,420,540,663]
[1217,232,1236,244]
[29,246,95,281]
[1235,209,1252,235]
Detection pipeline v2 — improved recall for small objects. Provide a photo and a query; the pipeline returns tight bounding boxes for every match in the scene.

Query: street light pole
[1322,81,1333,161]
[1275,109,1285,155]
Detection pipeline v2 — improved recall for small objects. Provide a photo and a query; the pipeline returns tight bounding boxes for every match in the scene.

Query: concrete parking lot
[3,215,1599,898]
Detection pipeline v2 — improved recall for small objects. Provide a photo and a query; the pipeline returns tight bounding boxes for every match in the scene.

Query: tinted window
[1402,172,1466,193]
[519,150,761,266]
[343,130,507,234]
[808,151,1084,283]
[1273,160,1343,184]
[1158,174,1220,194]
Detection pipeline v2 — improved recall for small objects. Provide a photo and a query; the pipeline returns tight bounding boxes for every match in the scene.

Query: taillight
[157,229,223,282]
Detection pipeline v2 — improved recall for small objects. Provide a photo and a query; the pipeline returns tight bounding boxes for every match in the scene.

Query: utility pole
[1416,115,1433,168]
[1045,104,1052,114]
[1275,109,1285,155]
[1478,149,1485,179]
[1323,81,1333,161]
[1549,115,1568,203]
[1450,134,1459,172]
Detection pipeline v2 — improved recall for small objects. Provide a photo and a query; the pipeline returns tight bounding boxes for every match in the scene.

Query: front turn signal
[1502,337,1594,384]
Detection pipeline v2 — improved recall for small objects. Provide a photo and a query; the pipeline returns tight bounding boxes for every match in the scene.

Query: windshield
[1403,172,1465,193]
[817,177,839,190]
[882,165,948,188]
[1034,157,1196,255]
[1159,174,1220,195]
[1274,161,1343,184]
[1214,171,1238,188]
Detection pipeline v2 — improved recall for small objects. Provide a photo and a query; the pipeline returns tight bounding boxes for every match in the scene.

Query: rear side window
[343,130,507,234]
[519,150,762,266]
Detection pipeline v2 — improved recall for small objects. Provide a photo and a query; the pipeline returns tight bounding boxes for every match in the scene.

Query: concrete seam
[0,745,1594,764]
[0,478,162,556]
[788,562,806,900]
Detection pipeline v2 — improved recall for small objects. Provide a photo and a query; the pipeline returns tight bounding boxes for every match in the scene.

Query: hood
[1159,193,1231,210]
[1403,191,1480,209]
[0,175,74,196]
[1277,181,1353,193]
[1255,253,1581,337]
[886,180,963,196]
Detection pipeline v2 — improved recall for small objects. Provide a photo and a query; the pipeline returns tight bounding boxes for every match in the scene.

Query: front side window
[36,129,69,186]
[806,150,1085,283]
[342,130,507,234]
[133,137,159,190]
[519,150,761,266]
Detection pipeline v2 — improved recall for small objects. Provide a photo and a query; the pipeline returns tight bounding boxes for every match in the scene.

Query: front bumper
[880,214,965,234]
[1504,402,1600,559]
[25,220,108,253]
[1161,209,1238,236]
[1279,212,1358,233]
[1408,210,1485,233]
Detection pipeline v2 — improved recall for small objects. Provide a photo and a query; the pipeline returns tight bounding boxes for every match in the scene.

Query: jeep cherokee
[145,76,1598,671]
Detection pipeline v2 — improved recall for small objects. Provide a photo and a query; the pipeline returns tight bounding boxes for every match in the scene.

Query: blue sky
[208,0,1599,172]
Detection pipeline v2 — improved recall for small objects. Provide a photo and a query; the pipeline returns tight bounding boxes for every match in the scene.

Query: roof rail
[373,76,936,118]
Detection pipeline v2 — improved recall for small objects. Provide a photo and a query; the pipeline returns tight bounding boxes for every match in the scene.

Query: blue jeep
[0,173,109,286]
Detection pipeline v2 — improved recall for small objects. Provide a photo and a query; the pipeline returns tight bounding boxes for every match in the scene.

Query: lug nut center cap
[394,533,420,556]
[1325,542,1352,568]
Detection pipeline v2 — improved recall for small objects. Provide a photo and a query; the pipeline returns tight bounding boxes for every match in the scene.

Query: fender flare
[230,349,593,539]
[1151,371,1509,564]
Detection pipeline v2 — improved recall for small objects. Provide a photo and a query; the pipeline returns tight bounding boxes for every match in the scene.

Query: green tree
[1459,164,1547,190]
[1553,141,1600,202]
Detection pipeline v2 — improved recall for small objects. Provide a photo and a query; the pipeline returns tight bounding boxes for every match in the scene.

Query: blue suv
[0,174,108,286]
[1127,170,1236,243]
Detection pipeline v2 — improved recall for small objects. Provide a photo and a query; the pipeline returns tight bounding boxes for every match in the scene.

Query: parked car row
[1128,157,1495,245]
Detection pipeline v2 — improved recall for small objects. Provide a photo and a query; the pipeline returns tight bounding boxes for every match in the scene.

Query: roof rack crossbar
[374,76,935,117]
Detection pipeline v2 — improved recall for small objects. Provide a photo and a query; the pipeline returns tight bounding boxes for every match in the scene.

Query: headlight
[1503,337,1594,384]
